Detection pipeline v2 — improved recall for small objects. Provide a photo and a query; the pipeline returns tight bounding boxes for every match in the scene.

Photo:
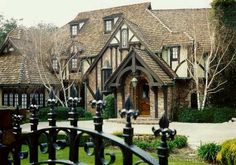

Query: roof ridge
[145,9,172,33]
[152,8,210,11]
[76,2,150,16]
[18,57,25,83]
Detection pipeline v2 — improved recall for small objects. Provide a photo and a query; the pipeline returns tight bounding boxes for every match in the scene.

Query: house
[0,3,211,119]
[71,3,209,118]
[0,29,58,109]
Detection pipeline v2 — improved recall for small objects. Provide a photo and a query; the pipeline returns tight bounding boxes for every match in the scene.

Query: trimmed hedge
[217,138,236,165]
[133,135,188,152]
[177,107,236,123]
[197,143,221,163]
[38,106,92,121]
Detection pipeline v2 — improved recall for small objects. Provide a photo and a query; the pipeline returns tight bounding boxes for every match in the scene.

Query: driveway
[21,120,236,149]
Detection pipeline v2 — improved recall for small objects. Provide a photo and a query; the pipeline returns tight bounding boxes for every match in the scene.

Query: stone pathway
[21,120,236,149]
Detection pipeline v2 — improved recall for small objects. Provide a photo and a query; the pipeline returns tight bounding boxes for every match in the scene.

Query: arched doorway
[136,78,150,115]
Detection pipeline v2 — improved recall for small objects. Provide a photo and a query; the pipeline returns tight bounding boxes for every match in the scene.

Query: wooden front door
[136,78,150,115]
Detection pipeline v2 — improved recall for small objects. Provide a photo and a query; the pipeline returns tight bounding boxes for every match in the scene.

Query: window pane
[71,25,78,35]
[9,93,13,106]
[14,94,19,107]
[22,94,27,109]
[52,59,58,70]
[4,93,8,106]
[72,58,78,69]
[172,47,179,59]
[105,20,112,31]
[39,93,44,107]
[121,29,128,48]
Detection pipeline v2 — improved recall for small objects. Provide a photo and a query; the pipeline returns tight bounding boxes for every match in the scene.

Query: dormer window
[103,13,123,33]
[69,19,88,37]
[105,20,113,32]
[71,25,78,36]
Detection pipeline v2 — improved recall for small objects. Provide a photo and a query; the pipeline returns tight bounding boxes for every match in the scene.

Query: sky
[0,0,212,27]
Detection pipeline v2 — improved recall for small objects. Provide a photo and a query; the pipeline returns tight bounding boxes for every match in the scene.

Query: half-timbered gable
[80,3,211,118]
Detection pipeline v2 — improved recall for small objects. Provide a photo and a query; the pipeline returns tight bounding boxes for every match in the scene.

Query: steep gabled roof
[58,2,152,57]
[152,8,211,51]
[106,48,176,87]
[0,28,58,86]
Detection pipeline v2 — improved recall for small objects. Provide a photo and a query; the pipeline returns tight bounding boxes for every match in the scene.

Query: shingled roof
[59,2,211,59]
[152,8,211,51]
[106,48,177,87]
[0,28,58,86]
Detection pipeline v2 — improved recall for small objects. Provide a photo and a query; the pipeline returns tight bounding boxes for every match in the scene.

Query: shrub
[103,94,116,119]
[177,107,236,123]
[134,135,188,152]
[38,106,92,121]
[217,139,236,165]
[197,142,221,163]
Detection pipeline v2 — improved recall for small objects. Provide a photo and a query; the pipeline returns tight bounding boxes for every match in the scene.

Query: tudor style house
[0,29,59,109]
[74,3,209,118]
[0,3,210,119]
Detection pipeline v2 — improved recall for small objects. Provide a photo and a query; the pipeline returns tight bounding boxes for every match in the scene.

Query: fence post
[47,88,57,165]
[29,95,39,163]
[152,114,176,165]
[12,106,23,165]
[91,89,105,165]
[68,84,80,163]
[120,96,139,165]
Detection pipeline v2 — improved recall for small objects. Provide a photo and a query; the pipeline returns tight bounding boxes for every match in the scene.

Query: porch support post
[152,86,158,118]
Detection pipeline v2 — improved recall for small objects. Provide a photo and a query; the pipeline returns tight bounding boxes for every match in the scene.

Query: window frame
[120,28,129,49]
[52,59,59,72]
[70,24,79,37]
[104,19,113,33]
[170,46,180,61]
[71,58,78,71]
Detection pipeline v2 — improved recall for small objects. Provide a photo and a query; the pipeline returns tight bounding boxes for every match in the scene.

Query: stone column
[158,87,165,118]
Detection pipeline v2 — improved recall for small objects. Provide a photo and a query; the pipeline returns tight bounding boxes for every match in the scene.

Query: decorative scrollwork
[90,89,106,115]
[68,84,81,127]
[91,89,105,132]
[152,114,176,165]
[101,152,116,165]
[152,114,176,140]
[84,141,95,156]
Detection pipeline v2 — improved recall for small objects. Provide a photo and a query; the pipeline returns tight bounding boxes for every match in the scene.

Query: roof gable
[106,48,176,88]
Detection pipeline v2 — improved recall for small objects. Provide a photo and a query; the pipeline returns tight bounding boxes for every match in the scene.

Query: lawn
[19,146,207,165]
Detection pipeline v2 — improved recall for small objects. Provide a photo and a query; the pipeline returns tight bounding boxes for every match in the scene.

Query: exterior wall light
[131,77,138,88]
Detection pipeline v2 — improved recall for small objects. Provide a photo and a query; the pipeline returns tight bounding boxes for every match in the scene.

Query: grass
[19,146,207,165]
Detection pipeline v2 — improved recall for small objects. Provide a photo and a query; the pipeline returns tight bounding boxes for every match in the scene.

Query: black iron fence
[0,87,176,165]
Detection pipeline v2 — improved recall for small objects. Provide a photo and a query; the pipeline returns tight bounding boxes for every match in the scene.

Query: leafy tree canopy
[212,0,236,28]
[0,15,18,47]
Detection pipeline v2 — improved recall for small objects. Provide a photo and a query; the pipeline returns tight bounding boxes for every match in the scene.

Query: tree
[0,15,18,47]
[210,0,236,107]
[20,24,84,107]
[187,10,236,110]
